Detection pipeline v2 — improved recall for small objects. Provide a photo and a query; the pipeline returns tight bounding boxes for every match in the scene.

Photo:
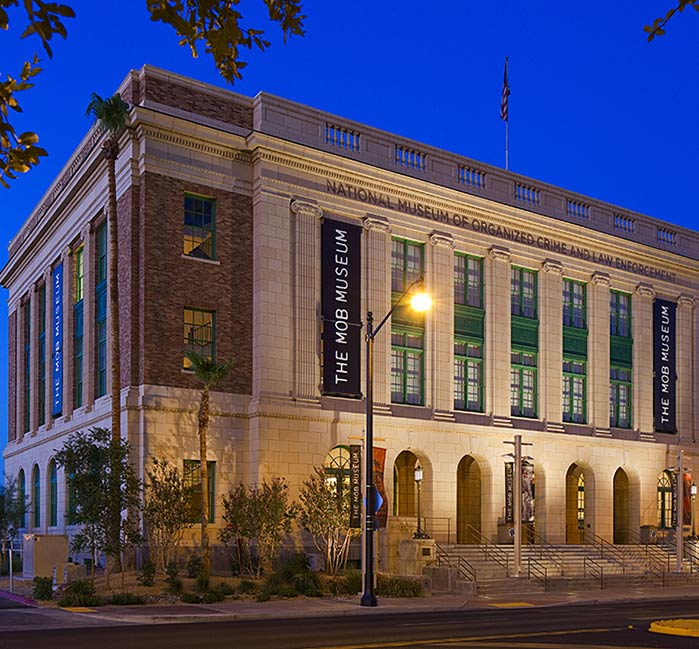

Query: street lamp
[691,483,697,539]
[361,276,432,607]
[413,462,428,539]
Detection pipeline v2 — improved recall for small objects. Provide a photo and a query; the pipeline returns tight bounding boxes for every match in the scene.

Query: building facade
[2,66,698,568]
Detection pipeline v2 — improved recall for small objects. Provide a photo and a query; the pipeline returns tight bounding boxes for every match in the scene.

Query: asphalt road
[1,597,698,649]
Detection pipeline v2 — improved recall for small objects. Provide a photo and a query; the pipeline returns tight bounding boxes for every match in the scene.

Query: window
[454,254,483,308]
[454,341,483,411]
[511,267,537,318]
[610,291,630,337]
[577,474,585,533]
[184,194,216,260]
[32,465,40,528]
[183,460,215,523]
[49,460,57,527]
[391,239,423,293]
[511,351,537,417]
[391,329,424,405]
[657,471,673,529]
[38,284,46,426]
[562,359,586,423]
[23,301,31,433]
[323,446,351,497]
[183,308,215,368]
[610,367,632,428]
[95,223,107,397]
[74,246,84,408]
[563,279,586,328]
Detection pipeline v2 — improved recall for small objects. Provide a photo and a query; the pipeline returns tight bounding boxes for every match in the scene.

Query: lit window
[184,195,216,260]
[183,308,215,368]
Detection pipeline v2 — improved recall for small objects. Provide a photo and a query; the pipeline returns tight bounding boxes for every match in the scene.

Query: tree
[645,1,699,41]
[143,457,195,572]
[0,1,305,186]
[54,427,142,585]
[299,467,359,577]
[219,477,298,578]
[184,349,233,582]
[0,475,26,567]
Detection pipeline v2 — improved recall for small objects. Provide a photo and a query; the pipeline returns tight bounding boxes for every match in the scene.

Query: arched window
[32,465,40,528]
[49,461,58,527]
[17,469,26,529]
[657,471,673,529]
[323,446,351,496]
[577,474,585,532]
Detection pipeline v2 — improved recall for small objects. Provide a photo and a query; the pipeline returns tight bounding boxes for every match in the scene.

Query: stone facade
[2,65,698,568]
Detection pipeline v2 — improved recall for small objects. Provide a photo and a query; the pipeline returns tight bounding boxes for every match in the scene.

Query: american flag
[500,57,510,122]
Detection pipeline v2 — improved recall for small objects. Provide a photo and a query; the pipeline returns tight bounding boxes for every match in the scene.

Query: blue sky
[1,1,697,466]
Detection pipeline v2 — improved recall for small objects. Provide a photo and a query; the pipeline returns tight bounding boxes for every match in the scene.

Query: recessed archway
[456,455,481,544]
[613,468,630,544]
[393,450,419,517]
[565,463,594,544]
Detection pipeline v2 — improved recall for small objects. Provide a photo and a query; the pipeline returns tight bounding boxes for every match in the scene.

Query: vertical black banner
[349,445,361,528]
[653,298,677,433]
[321,218,362,397]
[504,462,514,524]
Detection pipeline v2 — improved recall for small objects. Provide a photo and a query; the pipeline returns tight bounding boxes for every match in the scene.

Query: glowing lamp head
[410,291,432,312]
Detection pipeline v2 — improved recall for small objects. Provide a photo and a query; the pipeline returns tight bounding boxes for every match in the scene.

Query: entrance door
[456,455,481,544]
[613,468,630,544]
[566,464,585,543]
[657,471,673,530]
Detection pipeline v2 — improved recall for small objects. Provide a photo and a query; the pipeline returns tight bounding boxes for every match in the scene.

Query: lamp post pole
[676,450,684,573]
[691,483,697,539]
[361,311,377,607]
[414,463,425,538]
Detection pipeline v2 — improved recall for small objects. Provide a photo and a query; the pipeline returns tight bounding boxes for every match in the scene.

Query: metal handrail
[527,556,549,591]
[583,529,626,573]
[435,542,477,584]
[683,539,699,574]
[422,517,453,545]
[583,555,604,589]
[527,528,564,573]
[463,523,510,574]
[623,528,670,582]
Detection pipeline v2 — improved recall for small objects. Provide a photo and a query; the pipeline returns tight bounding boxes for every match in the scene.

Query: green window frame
[610,366,632,428]
[610,290,631,337]
[391,328,424,405]
[391,238,423,293]
[184,194,216,260]
[38,284,46,426]
[454,254,483,308]
[511,267,537,319]
[95,223,107,398]
[454,340,483,412]
[23,301,31,433]
[563,279,586,329]
[49,460,57,527]
[183,460,215,523]
[183,308,215,368]
[32,465,40,528]
[562,358,586,423]
[511,350,537,417]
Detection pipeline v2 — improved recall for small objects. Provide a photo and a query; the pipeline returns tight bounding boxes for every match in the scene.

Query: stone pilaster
[485,245,511,424]
[634,283,655,435]
[290,199,323,402]
[428,231,455,417]
[677,295,695,442]
[15,300,26,440]
[29,284,39,435]
[539,260,563,430]
[82,223,96,409]
[589,272,611,433]
[363,215,392,408]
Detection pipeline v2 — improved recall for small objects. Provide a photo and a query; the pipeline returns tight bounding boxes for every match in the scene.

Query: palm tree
[185,350,234,582]
[85,92,130,570]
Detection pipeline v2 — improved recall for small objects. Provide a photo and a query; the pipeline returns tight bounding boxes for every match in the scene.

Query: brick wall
[140,172,252,394]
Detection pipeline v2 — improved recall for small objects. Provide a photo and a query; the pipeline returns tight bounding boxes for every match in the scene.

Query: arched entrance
[657,470,673,530]
[393,450,418,518]
[456,455,481,544]
[565,464,587,543]
[613,468,630,544]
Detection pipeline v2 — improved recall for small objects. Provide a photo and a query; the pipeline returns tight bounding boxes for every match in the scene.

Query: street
[0,596,698,648]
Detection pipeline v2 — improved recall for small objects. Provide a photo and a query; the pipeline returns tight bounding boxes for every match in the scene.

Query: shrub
[255,589,271,602]
[180,592,203,604]
[186,554,202,578]
[180,589,225,604]
[237,579,257,595]
[137,560,156,587]
[376,574,423,598]
[58,579,102,607]
[344,569,362,595]
[108,592,146,605]
[261,552,322,598]
[165,561,182,594]
[32,576,54,600]
[216,581,235,596]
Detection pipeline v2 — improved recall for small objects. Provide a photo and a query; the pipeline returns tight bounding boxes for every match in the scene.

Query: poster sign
[504,462,514,524]
[504,460,535,524]
[321,218,362,397]
[51,263,63,417]
[373,447,388,528]
[349,445,361,528]
[653,298,676,433]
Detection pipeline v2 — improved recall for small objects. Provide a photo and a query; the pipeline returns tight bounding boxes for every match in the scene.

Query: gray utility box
[22,534,69,579]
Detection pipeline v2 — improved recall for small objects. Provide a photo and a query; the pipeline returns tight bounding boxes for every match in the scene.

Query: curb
[649,619,699,638]
[0,590,38,607]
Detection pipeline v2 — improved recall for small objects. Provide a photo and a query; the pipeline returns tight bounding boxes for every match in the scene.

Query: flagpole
[505,118,509,171]
[501,56,510,171]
